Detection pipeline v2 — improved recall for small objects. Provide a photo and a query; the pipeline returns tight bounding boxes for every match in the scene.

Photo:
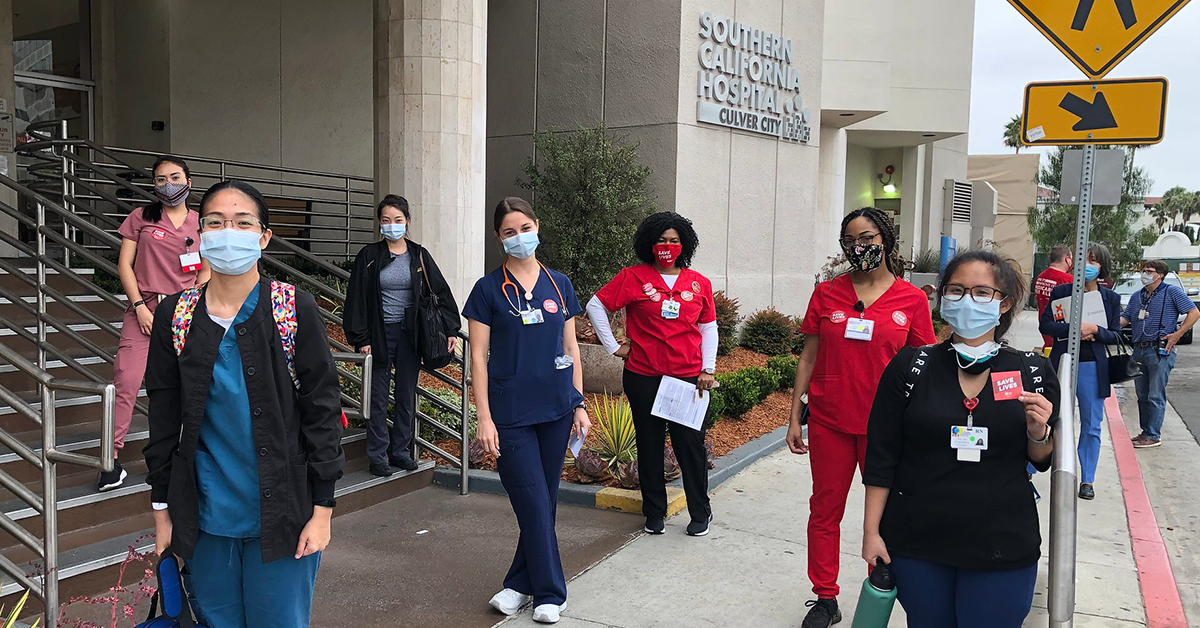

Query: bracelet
[133,299,146,309]
[1027,423,1052,445]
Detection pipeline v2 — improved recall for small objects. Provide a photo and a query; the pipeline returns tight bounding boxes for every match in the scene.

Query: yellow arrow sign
[1008,0,1191,78]
[1022,77,1167,146]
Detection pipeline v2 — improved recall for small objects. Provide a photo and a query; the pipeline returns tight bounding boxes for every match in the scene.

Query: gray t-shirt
[379,251,414,324]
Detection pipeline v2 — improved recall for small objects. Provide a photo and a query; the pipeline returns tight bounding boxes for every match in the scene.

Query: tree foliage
[1153,186,1200,232]
[1003,114,1024,154]
[519,125,655,302]
[1027,146,1153,271]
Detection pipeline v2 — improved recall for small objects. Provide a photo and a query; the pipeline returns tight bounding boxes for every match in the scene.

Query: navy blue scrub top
[462,265,585,428]
[196,285,262,538]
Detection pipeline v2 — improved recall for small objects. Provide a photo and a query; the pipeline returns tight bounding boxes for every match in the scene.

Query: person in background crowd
[1121,259,1199,448]
[863,250,1059,628]
[344,194,460,477]
[1033,245,1073,354]
[465,197,590,625]
[587,211,718,537]
[104,156,208,492]
[787,207,936,628]
[144,180,344,627]
[1039,243,1121,500]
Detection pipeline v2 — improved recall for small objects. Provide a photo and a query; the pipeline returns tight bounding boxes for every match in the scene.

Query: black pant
[368,321,421,466]
[623,369,710,523]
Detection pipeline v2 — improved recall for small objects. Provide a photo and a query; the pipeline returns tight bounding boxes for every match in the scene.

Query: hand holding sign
[991,371,1024,401]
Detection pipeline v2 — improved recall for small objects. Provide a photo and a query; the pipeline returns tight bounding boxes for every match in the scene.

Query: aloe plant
[1,591,42,628]
[589,395,638,476]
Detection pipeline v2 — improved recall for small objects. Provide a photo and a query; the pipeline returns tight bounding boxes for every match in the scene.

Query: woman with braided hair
[787,207,936,628]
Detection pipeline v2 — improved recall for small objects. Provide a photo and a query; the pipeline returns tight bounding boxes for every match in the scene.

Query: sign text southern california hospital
[696,12,811,143]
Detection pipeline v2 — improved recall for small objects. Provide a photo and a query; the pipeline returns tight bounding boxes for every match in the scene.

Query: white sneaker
[488,588,532,616]
[532,602,566,624]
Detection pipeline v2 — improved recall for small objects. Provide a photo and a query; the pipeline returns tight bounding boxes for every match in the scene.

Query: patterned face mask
[845,243,885,272]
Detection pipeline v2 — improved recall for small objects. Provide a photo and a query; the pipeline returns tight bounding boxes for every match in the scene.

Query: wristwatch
[1027,423,1052,445]
[133,299,147,310]
[575,400,588,411]
[702,368,715,375]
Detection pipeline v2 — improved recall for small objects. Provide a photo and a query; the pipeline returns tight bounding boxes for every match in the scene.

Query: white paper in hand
[651,376,710,431]
[569,427,586,458]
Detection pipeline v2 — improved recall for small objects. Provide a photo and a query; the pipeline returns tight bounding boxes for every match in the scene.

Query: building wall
[110,0,170,153]
[844,143,874,214]
[968,153,1040,276]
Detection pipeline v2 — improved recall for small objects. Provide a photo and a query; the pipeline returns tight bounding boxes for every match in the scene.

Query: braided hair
[841,207,904,277]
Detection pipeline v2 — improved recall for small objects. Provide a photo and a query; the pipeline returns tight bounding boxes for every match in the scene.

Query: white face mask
[952,340,1002,368]
[1141,272,1156,286]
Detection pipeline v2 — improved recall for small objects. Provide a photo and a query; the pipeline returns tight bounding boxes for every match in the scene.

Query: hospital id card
[844,317,874,341]
[661,299,680,320]
[951,426,988,463]
[180,252,202,273]
[521,308,544,325]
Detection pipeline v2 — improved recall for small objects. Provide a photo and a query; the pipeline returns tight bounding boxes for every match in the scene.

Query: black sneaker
[686,514,713,537]
[802,599,842,628]
[389,455,419,472]
[97,461,127,492]
[369,463,394,477]
[644,516,665,535]
[1079,483,1095,500]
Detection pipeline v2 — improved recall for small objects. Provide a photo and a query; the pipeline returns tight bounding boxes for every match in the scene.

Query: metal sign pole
[1048,143,1094,628]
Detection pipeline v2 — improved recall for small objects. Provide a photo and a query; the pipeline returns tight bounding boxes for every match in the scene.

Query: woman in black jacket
[144,180,344,627]
[343,194,461,477]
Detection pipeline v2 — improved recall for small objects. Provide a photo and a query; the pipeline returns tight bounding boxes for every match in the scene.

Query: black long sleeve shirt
[863,341,1060,570]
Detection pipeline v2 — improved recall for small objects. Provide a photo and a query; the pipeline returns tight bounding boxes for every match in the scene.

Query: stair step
[0,298,126,328]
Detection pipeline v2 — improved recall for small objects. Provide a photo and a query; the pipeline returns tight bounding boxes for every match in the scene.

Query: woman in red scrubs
[787,207,936,628]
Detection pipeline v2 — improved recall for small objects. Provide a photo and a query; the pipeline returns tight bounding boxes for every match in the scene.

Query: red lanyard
[963,397,979,428]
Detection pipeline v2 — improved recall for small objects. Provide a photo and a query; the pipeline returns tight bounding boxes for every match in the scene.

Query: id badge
[1139,310,1149,320]
[521,308,544,325]
[844,317,874,341]
[661,299,681,320]
[951,426,988,463]
[180,252,202,273]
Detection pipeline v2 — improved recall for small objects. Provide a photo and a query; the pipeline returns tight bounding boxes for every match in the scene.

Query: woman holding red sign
[786,208,935,628]
[588,212,718,538]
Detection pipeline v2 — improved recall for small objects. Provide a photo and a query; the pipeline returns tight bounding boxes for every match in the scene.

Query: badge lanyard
[963,397,978,428]
[501,261,566,317]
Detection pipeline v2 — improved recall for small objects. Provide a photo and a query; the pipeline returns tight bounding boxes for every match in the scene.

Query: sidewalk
[497,399,1150,627]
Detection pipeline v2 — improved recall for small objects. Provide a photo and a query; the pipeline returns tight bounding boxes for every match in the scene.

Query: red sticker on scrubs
[692,281,701,293]
[681,291,694,302]
[892,311,908,326]
[642,282,655,295]
[650,293,663,302]
[831,310,846,323]
[151,229,166,240]
[543,299,559,314]
[991,371,1023,401]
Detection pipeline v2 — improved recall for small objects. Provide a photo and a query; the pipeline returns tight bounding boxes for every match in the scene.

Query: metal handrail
[1048,353,1078,627]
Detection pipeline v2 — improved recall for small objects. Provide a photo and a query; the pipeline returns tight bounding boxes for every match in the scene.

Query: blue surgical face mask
[200,229,263,276]
[939,296,1001,341]
[1084,263,1100,282]
[502,231,539,259]
[381,223,407,241]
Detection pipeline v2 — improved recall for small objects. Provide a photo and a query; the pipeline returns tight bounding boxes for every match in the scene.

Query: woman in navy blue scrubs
[464,196,591,625]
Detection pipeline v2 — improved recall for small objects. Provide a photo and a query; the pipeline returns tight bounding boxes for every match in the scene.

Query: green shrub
[741,366,781,401]
[714,291,741,355]
[714,371,758,418]
[519,125,655,302]
[419,387,477,441]
[767,355,798,390]
[740,307,795,356]
[791,316,806,355]
[705,389,725,429]
[911,248,940,274]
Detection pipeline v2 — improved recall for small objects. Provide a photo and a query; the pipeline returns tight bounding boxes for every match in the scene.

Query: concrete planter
[579,342,624,394]
[910,272,940,293]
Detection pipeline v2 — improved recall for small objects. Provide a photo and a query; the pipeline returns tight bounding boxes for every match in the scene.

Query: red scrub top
[594,264,716,378]
[800,274,936,435]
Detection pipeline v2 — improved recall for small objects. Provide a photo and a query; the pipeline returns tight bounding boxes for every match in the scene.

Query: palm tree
[1157,186,1193,230]
[1003,115,1023,154]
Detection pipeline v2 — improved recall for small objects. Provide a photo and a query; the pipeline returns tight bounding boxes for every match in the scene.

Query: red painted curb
[1105,394,1189,628]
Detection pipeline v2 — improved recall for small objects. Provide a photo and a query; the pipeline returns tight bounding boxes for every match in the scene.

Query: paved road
[1165,339,1200,447]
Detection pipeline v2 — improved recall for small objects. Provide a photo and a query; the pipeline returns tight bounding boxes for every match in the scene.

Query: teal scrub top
[462,265,584,427]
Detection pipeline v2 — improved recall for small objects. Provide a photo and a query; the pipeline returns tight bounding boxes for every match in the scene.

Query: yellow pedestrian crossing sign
[1022,77,1168,146]
[1007,0,1192,78]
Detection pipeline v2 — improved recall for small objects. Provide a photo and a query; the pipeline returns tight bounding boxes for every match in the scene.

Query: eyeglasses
[200,217,263,232]
[840,233,880,248]
[941,284,1005,303]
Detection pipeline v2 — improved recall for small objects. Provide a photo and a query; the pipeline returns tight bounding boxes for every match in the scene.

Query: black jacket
[143,279,345,563]
[1039,283,1123,398]
[343,240,461,357]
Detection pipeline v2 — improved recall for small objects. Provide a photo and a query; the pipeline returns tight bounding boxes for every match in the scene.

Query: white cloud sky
[969,2,1200,195]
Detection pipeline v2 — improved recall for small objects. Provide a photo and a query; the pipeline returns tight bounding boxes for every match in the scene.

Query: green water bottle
[851,559,897,628]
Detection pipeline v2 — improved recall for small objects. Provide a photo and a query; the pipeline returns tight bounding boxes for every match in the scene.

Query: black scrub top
[863,341,1061,570]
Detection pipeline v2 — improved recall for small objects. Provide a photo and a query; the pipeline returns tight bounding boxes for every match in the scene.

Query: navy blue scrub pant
[496,412,574,606]
[889,557,1037,628]
[368,321,421,466]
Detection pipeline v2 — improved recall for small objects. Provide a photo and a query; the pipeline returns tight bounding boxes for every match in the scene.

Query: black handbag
[1106,335,1143,384]
[415,251,454,370]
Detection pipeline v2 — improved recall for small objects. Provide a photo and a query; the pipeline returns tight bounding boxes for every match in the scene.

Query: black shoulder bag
[415,250,454,369]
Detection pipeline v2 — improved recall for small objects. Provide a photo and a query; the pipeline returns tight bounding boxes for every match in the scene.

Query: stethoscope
[501,260,565,317]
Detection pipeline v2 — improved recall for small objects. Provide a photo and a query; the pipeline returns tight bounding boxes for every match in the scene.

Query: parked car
[1113,272,1198,345]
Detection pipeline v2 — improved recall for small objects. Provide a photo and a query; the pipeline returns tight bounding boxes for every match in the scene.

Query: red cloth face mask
[653,243,682,268]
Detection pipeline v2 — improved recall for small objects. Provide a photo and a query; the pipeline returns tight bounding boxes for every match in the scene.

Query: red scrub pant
[111,294,158,453]
[807,421,867,599]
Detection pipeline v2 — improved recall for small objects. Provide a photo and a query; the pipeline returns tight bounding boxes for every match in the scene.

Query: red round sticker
[650,293,663,302]
[543,299,559,314]
[151,229,166,240]
[642,282,655,294]
[831,310,846,324]
[681,291,694,302]
[892,310,908,326]
[692,281,702,293]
